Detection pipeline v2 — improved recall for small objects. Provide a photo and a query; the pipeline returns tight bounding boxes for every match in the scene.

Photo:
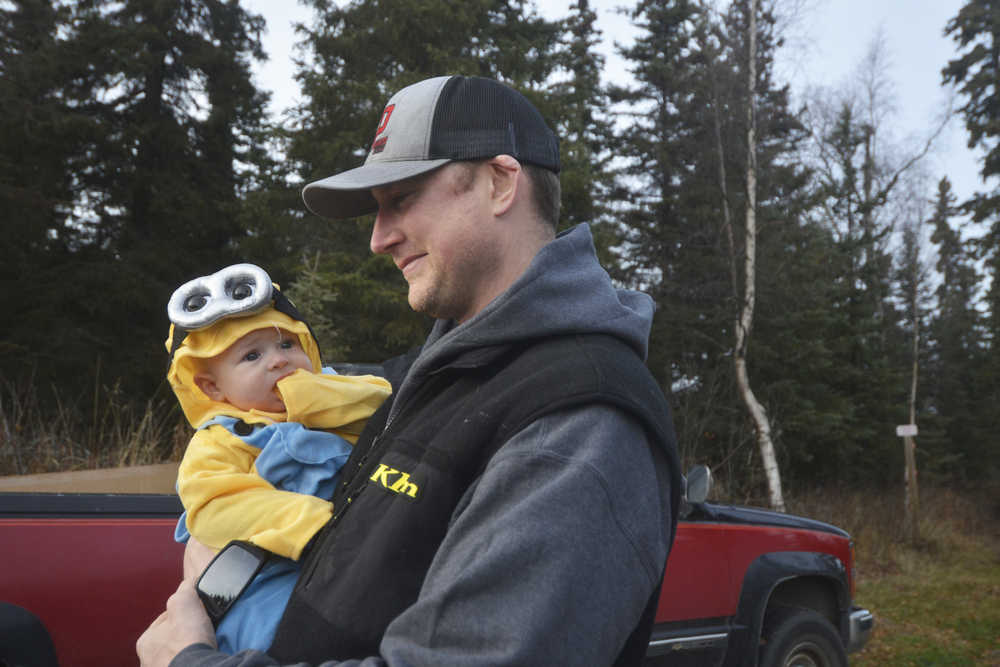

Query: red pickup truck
[0,463,872,666]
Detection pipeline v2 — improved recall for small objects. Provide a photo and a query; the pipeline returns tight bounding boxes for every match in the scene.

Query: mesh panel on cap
[429,77,560,172]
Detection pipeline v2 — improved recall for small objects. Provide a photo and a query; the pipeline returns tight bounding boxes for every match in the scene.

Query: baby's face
[204,327,314,412]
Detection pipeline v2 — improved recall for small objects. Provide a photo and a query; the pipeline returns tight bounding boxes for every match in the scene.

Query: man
[139,75,681,667]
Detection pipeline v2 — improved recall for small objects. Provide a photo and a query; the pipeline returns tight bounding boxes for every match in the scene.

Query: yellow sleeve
[176,426,333,560]
[278,370,392,443]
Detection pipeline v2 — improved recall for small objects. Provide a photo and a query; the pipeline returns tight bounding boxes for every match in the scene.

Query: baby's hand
[183,536,218,581]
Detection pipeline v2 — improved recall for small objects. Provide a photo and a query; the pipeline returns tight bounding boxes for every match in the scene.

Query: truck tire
[759,607,846,667]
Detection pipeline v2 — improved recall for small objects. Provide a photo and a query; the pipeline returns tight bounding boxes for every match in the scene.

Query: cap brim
[302,158,453,219]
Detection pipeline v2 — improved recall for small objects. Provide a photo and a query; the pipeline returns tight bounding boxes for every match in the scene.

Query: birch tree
[894,188,932,542]
[705,0,784,510]
[727,0,784,510]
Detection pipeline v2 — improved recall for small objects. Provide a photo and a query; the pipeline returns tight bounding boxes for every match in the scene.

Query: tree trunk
[903,434,919,541]
[904,281,920,542]
[739,0,784,512]
[712,0,785,512]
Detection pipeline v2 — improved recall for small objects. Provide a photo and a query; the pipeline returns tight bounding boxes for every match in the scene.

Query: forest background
[1,0,998,505]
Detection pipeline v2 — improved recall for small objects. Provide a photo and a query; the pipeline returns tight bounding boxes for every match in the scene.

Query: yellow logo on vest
[369,463,420,499]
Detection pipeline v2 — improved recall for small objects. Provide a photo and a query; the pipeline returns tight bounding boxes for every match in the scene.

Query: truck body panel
[0,465,870,666]
[1,515,182,666]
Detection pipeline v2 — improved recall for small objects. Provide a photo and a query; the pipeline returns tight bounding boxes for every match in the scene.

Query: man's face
[198,327,314,413]
[370,162,504,322]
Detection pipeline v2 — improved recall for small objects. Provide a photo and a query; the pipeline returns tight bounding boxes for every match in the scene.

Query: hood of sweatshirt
[393,224,654,410]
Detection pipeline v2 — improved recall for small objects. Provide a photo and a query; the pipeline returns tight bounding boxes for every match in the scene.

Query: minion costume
[165,264,391,654]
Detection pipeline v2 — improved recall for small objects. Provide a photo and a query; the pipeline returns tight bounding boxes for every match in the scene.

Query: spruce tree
[1,0,271,413]
[925,177,990,479]
[0,1,88,386]
[943,0,1000,472]
[549,0,617,263]
[0,1,78,266]
[609,0,717,404]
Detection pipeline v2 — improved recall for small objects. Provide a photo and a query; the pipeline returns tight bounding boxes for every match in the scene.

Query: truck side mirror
[684,465,712,504]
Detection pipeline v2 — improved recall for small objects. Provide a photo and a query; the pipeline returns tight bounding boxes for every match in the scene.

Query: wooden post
[897,423,919,542]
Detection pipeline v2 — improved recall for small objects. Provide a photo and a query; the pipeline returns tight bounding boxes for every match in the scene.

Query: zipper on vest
[329,376,425,522]
[335,368,447,505]
[299,374,443,590]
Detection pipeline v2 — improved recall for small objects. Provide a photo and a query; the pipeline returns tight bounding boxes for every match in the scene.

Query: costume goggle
[167,263,317,358]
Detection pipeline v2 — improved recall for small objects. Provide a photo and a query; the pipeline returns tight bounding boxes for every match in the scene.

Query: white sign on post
[896,424,918,437]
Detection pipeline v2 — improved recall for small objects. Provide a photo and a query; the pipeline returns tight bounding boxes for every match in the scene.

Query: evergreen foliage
[1,0,271,407]
[943,0,1000,482]
[924,178,992,480]
[549,0,617,263]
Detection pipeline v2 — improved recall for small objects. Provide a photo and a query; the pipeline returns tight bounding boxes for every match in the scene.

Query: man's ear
[488,155,521,216]
[194,372,225,402]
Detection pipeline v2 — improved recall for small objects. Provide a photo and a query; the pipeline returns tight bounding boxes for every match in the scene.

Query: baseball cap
[302,75,561,219]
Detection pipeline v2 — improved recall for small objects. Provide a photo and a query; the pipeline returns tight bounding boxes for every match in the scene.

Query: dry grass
[0,378,188,476]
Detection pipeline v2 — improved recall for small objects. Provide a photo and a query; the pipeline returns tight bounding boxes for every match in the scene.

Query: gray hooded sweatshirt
[173,224,675,667]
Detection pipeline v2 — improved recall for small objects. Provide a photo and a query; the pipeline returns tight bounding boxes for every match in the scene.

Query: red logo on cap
[371,104,395,154]
[376,104,394,135]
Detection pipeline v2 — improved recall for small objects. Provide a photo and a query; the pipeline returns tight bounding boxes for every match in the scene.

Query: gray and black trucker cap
[302,75,561,219]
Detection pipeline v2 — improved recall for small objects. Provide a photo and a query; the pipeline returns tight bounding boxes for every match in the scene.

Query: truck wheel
[759,607,846,667]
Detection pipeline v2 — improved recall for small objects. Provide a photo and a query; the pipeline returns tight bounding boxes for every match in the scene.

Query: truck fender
[722,551,849,667]
[0,602,59,667]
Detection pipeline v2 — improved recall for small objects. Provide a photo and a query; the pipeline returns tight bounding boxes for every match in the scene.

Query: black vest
[270,334,681,664]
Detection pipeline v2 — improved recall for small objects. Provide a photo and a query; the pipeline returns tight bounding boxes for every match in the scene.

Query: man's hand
[184,535,218,581]
[137,578,216,667]
[138,538,218,666]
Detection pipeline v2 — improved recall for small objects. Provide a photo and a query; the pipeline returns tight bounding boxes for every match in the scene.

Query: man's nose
[370,213,403,255]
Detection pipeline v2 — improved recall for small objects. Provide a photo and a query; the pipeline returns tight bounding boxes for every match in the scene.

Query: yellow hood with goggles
[165,307,322,428]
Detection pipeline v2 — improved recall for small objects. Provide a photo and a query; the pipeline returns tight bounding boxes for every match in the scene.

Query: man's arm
[378,404,671,665]
[147,404,671,667]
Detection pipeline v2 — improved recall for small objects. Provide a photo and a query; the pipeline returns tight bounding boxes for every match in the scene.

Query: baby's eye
[280,338,302,350]
[242,350,261,362]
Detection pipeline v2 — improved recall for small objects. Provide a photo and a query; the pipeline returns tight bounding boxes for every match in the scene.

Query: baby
[165,263,391,653]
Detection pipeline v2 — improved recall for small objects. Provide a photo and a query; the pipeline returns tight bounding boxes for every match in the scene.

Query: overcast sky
[243,0,981,205]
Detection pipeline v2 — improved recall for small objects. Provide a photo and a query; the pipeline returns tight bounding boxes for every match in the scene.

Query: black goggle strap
[272,289,323,361]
